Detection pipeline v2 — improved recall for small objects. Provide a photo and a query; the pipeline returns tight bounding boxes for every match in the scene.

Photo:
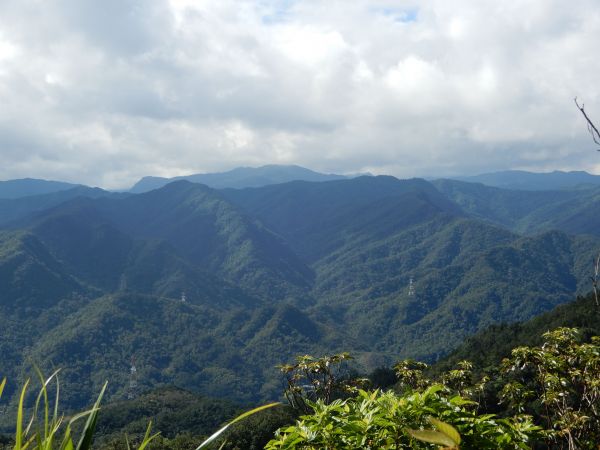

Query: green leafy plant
[265,386,540,449]
[394,359,430,392]
[500,327,600,449]
[278,353,367,414]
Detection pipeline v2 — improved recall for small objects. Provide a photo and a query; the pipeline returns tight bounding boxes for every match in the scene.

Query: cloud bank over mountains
[0,0,599,188]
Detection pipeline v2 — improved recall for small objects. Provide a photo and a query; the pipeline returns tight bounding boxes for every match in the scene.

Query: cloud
[0,0,599,188]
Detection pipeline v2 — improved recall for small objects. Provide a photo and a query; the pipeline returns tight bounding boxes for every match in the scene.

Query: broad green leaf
[429,417,461,445]
[407,429,457,447]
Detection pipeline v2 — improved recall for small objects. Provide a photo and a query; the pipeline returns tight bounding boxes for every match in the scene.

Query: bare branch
[574,97,600,149]
[593,253,600,308]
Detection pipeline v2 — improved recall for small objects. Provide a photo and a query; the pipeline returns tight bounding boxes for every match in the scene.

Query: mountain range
[451,169,600,191]
[0,178,83,199]
[129,165,355,193]
[1,165,599,413]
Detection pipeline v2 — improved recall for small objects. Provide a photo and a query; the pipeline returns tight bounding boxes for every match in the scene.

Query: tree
[278,353,367,414]
[499,328,600,449]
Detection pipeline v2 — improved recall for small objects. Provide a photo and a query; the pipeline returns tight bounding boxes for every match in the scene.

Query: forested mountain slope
[222,176,462,262]
[434,178,600,237]
[435,290,600,374]
[0,186,122,226]
[1,175,598,411]
[224,177,598,358]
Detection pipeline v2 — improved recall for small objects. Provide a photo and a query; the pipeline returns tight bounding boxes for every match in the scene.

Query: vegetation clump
[265,327,600,449]
[265,386,539,449]
[1,325,598,449]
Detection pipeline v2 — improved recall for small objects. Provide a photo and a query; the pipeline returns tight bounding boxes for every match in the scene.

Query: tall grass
[1,373,279,450]
[0,372,157,450]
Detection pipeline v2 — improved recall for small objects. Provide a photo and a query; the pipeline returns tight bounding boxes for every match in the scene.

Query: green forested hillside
[94,387,239,444]
[435,290,600,372]
[225,177,598,358]
[1,175,599,414]
[0,186,121,226]
[434,178,600,237]
[94,181,314,300]
[0,230,91,310]
[310,222,597,360]
[222,176,462,262]
[27,293,348,406]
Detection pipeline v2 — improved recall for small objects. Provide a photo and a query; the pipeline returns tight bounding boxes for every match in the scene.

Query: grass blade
[0,378,6,400]
[20,434,36,450]
[53,376,61,425]
[195,402,280,450]
[33,367,60,440]
[15,379,30,450]
[58,428,74,450]
[75,381,107,450]
[136,421,160,450]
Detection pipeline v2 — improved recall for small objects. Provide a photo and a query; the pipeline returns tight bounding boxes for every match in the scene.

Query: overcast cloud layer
[0,0,599,188]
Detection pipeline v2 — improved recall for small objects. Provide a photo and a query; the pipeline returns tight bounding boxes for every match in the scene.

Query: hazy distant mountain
[222,176,463,262]
[129,165,351,192]
[0,186,124,226]
[25,181,314,300]
[0,178,82,198]
[452,170,600,191]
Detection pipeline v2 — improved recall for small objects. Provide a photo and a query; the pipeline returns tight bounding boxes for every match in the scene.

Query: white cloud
[0,0,599,188]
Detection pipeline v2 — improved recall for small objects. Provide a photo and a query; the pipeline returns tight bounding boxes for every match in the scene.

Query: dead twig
[574,97,600,149]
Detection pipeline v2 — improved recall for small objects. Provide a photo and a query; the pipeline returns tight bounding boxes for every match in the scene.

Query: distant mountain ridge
[452,169,600,191]
[129,165,354,192]
[2,172,600,411]
[0,186,125,227]
[0,178,83,199]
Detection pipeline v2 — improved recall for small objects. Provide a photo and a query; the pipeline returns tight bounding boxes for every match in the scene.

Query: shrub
[265,386,541,449]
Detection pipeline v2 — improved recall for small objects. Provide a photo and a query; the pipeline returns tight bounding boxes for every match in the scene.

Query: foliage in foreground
[500,328,600,449]
[0,371,158,450]
[265,386,540,449]
[2,325,598,450]
[266,326,600,449]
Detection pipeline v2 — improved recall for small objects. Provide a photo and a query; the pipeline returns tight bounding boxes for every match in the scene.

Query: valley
[1,168,598,414]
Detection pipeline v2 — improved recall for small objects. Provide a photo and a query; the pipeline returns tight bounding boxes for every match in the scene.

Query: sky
[0,0,600,189]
